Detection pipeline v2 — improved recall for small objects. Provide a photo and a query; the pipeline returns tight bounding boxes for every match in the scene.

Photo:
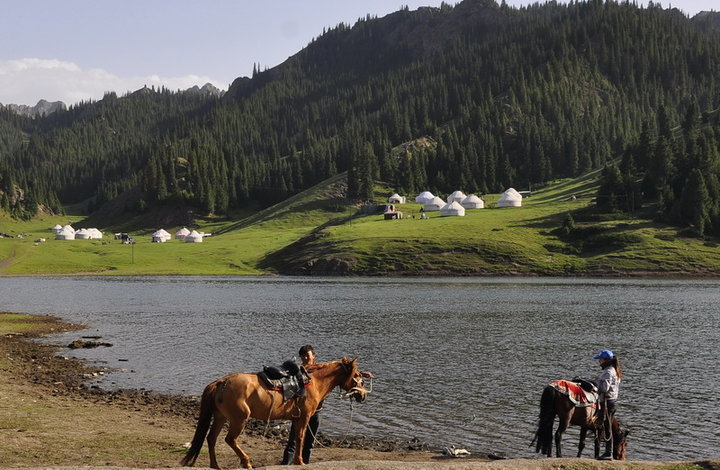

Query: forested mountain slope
[2,0,720,235]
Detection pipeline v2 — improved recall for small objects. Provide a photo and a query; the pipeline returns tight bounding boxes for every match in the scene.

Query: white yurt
[447,190,467,203]
[461,194,485,209]
[185,230,204,243]
[55,227,75,240]
[75,228,91,239]
[175,227,191,239]
[415,191,435,204]
[423,196,446,212]
[87,228,103,239]
[152,229,172,243]
[440,201,466,217]
[497,188,523,208]
[62,224,75,234]
[388,193,406,204]
[51,224,63,234]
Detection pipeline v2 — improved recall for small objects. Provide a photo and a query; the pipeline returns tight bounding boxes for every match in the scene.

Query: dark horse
[534,384,628,460]
[181,357,368,468]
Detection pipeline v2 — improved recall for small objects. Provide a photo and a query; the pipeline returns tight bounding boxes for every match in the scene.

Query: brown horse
[534,384,628,460]
[180,357,368,468]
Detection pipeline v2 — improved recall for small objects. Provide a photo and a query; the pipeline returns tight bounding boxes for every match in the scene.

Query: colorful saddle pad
[551,379,599,407]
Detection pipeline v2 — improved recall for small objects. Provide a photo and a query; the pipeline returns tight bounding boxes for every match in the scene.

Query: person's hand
[361,371,375,379]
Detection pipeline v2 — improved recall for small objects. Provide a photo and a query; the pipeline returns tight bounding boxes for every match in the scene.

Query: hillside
[2,173,720,277]
[3,1,720,238]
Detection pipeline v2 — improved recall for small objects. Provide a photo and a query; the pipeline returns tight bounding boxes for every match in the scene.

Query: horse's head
[339,356,368,403]
[613,421,629,460]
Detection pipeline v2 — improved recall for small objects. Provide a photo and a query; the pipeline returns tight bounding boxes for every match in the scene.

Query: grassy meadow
[2,171,720,276]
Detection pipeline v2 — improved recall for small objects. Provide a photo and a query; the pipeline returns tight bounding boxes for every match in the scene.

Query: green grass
[2,172,720,276]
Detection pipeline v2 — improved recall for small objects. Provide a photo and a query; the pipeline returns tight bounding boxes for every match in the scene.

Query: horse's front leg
[577,427,587,458]
[292,416,311,465]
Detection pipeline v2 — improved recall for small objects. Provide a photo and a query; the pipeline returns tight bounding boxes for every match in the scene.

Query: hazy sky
[0,0,716,106]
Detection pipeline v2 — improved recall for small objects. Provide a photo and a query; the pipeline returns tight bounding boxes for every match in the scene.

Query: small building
[383,204,403,219]
[51,224,63,234]
[447,190,467,203]
[185,230,204,243]
[55,227,76,240]
[461,194,485,209]
[497,188,523,208]
[423,196,445,212]
[152,229,172,243]
[440,201,466,217]
[388,193,406,204]
[415,191,436,204]
[75,228,91,239]
[175,227,191,239]
[87,228,103,239]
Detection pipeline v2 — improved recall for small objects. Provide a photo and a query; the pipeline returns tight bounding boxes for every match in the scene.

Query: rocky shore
[1,312,717,470]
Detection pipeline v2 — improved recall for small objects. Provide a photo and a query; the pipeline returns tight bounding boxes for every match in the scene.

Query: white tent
[185,230,204,243]
[461,194,484,209]
[62,224,75,234]
[55,227,75,240]
[423,196,446,212]
[152,229,172,243]
[87,228,103,239]
[51,224,63,234]
[75,228,91,239]
[447,190,467,203]
[175,227,191,239]
[388,193,406,204]
[497,188,523,207]
[415,191,435,204]
[440,201,466,217]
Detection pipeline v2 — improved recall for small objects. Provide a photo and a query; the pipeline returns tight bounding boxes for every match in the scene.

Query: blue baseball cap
[593,349,614,360]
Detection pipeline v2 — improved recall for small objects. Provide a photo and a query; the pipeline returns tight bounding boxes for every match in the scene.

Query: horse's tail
[180,380,219,467]
[534,385,556,456]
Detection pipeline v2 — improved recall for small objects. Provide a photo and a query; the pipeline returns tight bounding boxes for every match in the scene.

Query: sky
[0,0,716,106]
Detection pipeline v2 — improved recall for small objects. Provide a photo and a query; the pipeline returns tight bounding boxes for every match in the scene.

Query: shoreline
[2,312,718,470]
[0,312,471,468]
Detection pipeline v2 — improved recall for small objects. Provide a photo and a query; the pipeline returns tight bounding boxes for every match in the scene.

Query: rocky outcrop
[1,99,66,117]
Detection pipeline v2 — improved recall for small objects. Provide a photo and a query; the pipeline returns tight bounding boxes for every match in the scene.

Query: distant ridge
[1,99,66,117]
[1,83,225,117]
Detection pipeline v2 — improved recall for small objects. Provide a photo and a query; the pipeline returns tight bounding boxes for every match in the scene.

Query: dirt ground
[1,312,718,470]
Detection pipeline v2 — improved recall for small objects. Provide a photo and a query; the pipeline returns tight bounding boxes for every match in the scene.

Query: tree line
[1,0,719,235]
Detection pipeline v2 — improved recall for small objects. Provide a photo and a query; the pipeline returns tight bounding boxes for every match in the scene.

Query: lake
[1,276,718,460]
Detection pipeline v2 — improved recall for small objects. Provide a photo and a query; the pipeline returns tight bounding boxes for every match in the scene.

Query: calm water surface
[1,276,718,460]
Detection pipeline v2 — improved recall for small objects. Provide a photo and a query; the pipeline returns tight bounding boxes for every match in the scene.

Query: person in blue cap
[594,349,623,460]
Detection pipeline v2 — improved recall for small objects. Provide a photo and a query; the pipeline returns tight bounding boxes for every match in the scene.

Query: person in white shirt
[594,349,623,460]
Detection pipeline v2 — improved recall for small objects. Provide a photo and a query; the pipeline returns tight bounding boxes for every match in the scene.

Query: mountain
[2,0,720,236]
[1,99,66,117]
[186,82,225,97]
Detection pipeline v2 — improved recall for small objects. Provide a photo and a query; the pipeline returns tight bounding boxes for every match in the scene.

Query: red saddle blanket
[551,380,599,407]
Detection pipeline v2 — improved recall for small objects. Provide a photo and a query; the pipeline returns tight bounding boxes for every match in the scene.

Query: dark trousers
[282,413,320,465]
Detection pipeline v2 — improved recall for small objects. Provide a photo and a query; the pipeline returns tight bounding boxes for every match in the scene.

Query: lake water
[1,276,718,460]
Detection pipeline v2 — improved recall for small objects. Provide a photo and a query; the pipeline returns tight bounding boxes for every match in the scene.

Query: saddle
[551,379,599,407]
[257,360,311,402]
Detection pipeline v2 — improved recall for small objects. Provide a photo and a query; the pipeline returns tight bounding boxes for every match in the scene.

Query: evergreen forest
[2,0,720,236]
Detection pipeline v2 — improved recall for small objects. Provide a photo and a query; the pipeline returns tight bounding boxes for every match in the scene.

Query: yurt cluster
[51,224,103,240]
[392,187,523,217]
[151,227,206,243]
[51,224,206,243]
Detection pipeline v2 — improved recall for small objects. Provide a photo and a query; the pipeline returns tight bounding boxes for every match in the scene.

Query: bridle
[339,362,370,401]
